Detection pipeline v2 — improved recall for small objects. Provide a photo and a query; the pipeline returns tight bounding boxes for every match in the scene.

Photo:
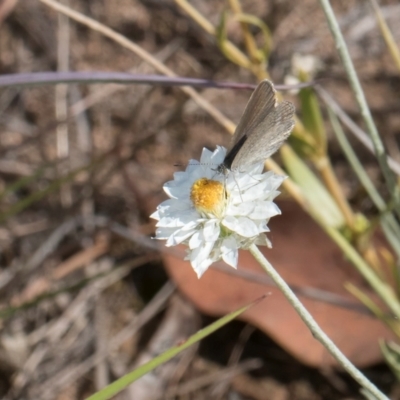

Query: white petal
[199,147,214,165]
[192,257,213,278]
[185,160,200,174]
[166,231,193,246]
[166,170,204,196]
[150,210,160,220]
[189,240,215,277]
[268,174,286,189]
[230,171,262,191]
[172,170,189,182]
[189,238,213,262]
[166,221,199,246]
[247,201,281,219]
[226,202,255,217]
[154,227,177,239]
[209,245,222,263]
[210,146,226,165]
[156,216,184,228]
[159,198,191,212]
[240,183,268,202]
[196,147,227,178]
[230,173,284,202]
[167,205,198,218]
[164,182,190,199]
[266,190,282,201]
[158,209,199,228]
[222,216,259,237]
[200,146,225,166]
[189,231,202,249]
[256,220,270,233]
[248,162,264,174]
[255,234,272,247]
[221,236,238,268]
[151,199,181,219]
[203,219,220,242]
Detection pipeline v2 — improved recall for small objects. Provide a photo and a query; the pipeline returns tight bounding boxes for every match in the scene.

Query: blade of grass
[281,144,345,228]
[228,0,259,62]
[174,0,251,69]
[216,12,250,69]
[345,283,400,337]
[325,225,400,319]
[316,86,400,177]
[299,86,356,229]
[85,296,265,400]
[368,0,400,71]
[327,107,400,259]
[380,341,400,381]
[318,0,400,220]
[234,13,272,61]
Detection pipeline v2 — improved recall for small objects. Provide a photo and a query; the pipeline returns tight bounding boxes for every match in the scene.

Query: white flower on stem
[151,147,285,278]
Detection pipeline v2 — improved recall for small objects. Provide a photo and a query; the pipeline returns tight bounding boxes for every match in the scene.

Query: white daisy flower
[151,147,285,278]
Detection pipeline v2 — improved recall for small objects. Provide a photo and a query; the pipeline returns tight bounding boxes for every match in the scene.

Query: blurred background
[1,0,400,399]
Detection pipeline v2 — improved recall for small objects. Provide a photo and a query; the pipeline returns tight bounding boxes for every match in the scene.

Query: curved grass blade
[85,295,266,400]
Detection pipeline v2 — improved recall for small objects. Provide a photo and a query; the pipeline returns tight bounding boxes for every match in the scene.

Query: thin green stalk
[323,226,400,318]
[173,0,251,69]
[86,298,261,400]
[368,0,400,71]
[328,107,400,258]
[328,109,384,211]
[318,0,400,220]
[228,0,259,62]
[249,244,389,400]
[316,87,400,177]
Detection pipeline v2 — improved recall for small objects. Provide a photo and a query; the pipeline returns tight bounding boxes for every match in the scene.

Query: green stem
[318,0,400,219]
[249,244,389,400]
[323,226,400,318]
[368,0,400,71]
[328,107,400,258]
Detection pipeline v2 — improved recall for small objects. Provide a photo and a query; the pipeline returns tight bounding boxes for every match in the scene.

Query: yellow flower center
[190,178,226,217]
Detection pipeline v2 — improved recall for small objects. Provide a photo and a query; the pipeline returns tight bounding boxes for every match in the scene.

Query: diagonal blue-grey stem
[250,244,389,400]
